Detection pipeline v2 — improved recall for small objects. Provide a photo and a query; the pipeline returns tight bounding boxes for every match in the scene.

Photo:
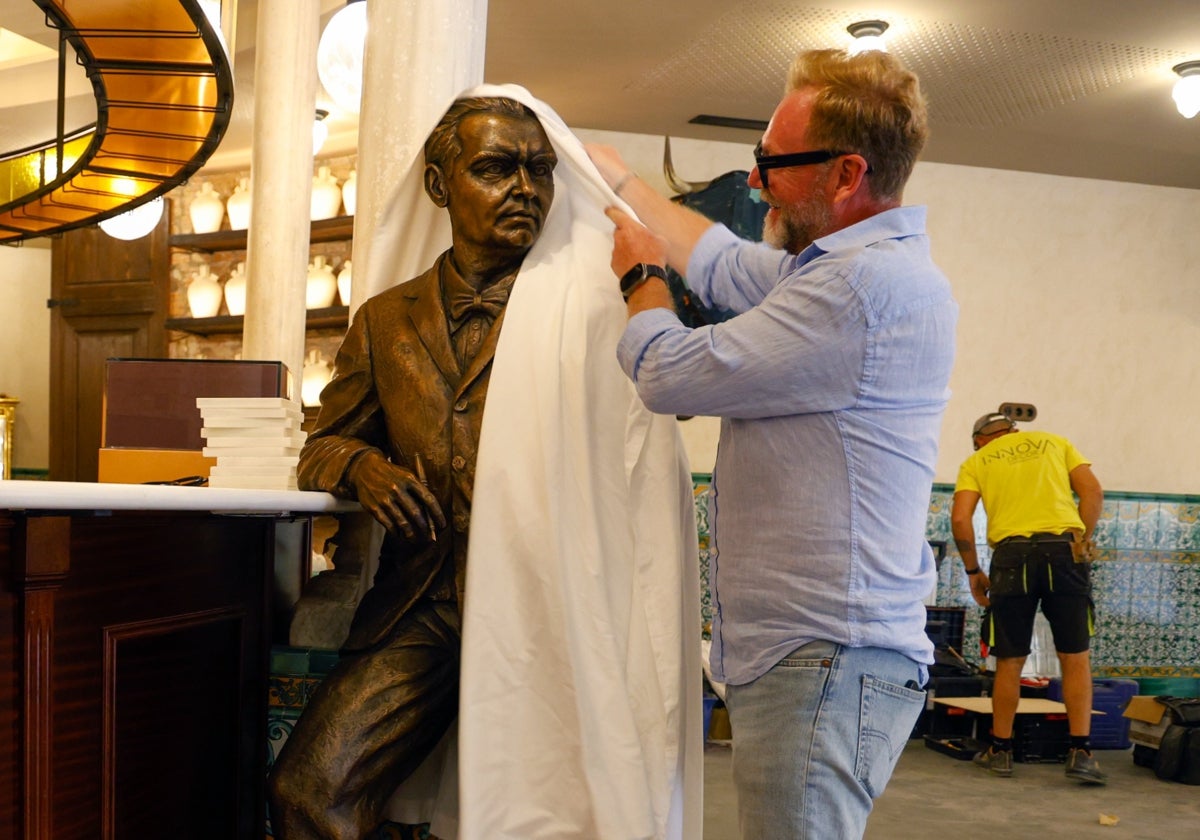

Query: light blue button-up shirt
[617,206,957,685]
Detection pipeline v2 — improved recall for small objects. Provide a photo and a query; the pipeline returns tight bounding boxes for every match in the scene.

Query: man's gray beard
[762,192,834,254]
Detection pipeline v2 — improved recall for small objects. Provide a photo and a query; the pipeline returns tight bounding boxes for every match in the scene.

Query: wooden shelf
[166,306,349,336]
[169,215,354,252]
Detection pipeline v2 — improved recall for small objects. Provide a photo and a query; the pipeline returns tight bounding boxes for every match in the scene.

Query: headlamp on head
[971,402,1036,449]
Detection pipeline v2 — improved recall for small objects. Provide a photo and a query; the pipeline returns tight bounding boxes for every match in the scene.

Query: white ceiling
[3,0,1199,191]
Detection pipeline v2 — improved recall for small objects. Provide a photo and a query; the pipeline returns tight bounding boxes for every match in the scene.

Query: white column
[349,0,489,313]
[242,0,321,394]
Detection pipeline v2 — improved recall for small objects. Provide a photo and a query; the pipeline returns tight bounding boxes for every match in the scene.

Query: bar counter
[0,480,354,839]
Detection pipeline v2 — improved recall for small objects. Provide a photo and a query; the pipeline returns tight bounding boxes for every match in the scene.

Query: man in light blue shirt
[589,48,957,839]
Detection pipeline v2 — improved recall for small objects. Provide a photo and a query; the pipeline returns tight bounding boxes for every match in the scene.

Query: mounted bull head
[663,136,715,195]
[657,137,769,328]
[662,136,769,243]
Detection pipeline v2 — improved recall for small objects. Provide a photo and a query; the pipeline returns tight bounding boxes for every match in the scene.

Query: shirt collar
[795,205,928,266]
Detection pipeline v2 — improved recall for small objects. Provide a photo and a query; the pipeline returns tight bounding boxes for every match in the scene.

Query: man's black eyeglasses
[753,142,869,188]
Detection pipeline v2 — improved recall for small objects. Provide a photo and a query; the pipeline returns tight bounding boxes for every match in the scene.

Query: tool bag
[1153,697,1200,784]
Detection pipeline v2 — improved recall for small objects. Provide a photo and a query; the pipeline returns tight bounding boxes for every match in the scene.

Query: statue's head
[424,97,557,262]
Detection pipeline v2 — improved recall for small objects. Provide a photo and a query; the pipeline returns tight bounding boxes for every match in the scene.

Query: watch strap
[620,263,668,301]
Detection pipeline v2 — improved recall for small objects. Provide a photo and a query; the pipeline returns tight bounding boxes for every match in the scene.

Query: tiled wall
[696,477,1200,679]
[925,485,1199,678]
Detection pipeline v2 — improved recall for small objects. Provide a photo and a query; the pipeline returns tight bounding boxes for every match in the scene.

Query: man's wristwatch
[619,263,668,301]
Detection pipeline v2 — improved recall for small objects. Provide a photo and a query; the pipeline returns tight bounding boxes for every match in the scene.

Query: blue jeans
[724,641,925,840]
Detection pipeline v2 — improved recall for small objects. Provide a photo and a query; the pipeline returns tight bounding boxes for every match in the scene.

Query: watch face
[621,263,668,300]
[620,263,647,292]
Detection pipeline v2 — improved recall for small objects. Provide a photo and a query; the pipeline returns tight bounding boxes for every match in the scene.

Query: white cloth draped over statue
[359,84,702,840]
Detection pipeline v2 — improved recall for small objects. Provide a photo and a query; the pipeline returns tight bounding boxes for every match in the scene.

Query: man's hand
[968,571,991,608]
[585,143,631,191]
[605,207,669,278]
[347,450,446,541]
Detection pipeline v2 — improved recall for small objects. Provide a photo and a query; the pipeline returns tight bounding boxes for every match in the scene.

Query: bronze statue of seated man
[268,95,557,840]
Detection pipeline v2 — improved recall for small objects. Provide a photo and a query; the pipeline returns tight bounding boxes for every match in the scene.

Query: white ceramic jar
[310,166,342,221]
[336,259,352,306]
[224,261,247,316]
[341,169,357,216]
[301,349,333,407]
[187,265,222,318]
[188,182,225,233]
[306,256,338,309]
[226,177,252,230]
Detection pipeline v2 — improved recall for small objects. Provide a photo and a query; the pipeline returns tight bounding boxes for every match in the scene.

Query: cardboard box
[98,448,216,485]
[1123,695,1171,749]
[102,359,292,451]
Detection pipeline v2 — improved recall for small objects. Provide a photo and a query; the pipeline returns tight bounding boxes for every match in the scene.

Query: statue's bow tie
[448,284,510,320]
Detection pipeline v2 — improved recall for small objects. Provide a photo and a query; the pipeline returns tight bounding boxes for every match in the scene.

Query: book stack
[197,397,306,490]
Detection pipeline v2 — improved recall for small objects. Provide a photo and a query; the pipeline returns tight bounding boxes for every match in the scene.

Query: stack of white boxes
[197,397,306,490]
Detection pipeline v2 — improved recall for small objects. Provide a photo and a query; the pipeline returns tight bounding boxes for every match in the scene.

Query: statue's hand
[346,450,446,542]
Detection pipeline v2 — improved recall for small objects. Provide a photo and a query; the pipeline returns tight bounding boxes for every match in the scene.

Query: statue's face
[438,112,556,258]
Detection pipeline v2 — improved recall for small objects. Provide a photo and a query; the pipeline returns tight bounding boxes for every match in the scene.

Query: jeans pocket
[855,675,925,799]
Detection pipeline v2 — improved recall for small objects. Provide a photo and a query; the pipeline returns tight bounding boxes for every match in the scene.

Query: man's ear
[830,154,869,204]
[424,163,448,208]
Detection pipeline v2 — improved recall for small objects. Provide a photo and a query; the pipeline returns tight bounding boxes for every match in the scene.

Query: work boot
[972,747,1013,777]
[1064,748,1108,784]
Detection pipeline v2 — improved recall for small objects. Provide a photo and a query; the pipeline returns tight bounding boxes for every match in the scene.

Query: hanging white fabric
[361,84,702,840]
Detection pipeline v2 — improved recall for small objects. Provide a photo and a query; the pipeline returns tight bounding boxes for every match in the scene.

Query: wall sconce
[313,109,330,155]
[847,20,889,55]
[1171,61,1200,119]
[317,0,367,114]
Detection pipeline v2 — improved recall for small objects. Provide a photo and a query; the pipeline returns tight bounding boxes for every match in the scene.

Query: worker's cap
[972,412,1015,438]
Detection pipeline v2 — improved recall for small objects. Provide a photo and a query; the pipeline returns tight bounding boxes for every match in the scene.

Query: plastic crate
[1048,677,1138,749]
[925,606,967,652]
[914,675,989,739]
[1011,713,1070,763]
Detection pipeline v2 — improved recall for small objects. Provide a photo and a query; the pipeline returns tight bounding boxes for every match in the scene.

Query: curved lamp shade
[0,0,234,244]
[317,0,367,114]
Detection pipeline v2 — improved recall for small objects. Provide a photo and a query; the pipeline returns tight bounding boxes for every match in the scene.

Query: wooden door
[49,209,170,481]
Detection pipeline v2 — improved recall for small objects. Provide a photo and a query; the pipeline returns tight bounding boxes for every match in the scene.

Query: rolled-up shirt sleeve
[617,229,865,420]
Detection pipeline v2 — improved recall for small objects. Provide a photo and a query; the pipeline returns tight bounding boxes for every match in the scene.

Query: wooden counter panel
[0,508,302,840]
[0,514,20,836]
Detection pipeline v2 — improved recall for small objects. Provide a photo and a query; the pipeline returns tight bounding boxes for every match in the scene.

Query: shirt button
[471,322,481,331]
[454,399,468,412]
[452,455,466,470]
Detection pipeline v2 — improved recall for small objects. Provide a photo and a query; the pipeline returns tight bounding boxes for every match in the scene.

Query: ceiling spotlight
[847,20,889,55]
[317,0,367,114]
[1172,60,1200,119]
[313,108,330,155]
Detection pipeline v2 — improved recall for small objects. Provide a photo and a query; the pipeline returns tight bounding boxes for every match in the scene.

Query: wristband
[613,170,637,196]
[965,567,983,576]
[619,263,668,301]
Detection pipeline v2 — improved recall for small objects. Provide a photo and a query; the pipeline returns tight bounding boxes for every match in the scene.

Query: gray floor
[703,739,1200,839]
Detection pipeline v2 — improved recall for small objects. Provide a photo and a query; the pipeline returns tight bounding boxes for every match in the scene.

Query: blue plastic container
[1047,677,1138,749]
[703,696,718,742]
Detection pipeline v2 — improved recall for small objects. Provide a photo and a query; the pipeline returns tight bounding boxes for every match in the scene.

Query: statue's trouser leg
[268,601,461,839]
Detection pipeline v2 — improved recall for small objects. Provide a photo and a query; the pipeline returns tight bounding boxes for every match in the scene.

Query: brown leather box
[102,358,293,451]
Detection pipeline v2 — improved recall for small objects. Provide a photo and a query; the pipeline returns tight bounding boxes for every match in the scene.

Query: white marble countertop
[0,480,358,515]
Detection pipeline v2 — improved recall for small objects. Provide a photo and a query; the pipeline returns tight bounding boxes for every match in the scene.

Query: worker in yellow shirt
[951,411,1106,784]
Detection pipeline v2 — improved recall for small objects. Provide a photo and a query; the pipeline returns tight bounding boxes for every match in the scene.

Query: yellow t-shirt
[954,429,1090,545]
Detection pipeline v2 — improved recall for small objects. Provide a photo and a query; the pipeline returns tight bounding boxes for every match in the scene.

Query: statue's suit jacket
[298,251,501,652]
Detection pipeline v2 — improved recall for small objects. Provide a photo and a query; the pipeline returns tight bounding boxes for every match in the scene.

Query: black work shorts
[983,537,1094,658]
